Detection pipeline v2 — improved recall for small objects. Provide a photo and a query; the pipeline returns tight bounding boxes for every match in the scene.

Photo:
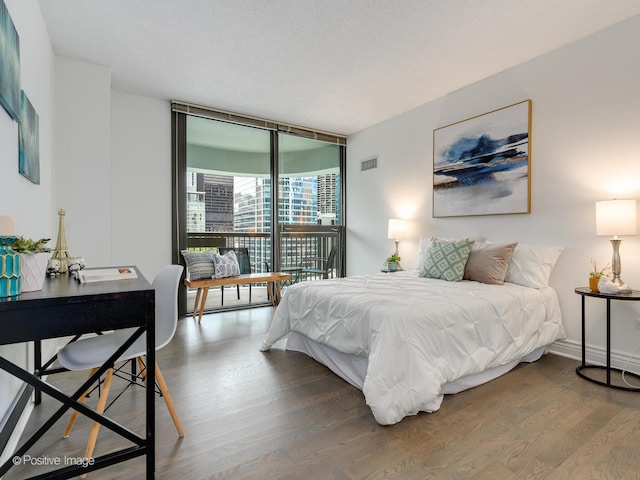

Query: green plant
[386,253,401,263]
[12,237,51,255]
[589,258,610,279]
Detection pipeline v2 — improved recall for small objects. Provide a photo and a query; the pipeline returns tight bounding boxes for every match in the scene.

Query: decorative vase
[19,252,50,292]
[0,236,20,297]
[387,261,398,272]
[589,277,599,293]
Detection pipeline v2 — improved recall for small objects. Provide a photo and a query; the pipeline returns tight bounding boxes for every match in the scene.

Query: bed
[260,241,566,425]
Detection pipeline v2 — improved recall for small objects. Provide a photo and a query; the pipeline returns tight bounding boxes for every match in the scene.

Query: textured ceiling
[38,0,640,135]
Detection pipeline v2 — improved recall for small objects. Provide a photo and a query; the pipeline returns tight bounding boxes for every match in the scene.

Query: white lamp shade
[388,218,409,240]
[595,199,637,236]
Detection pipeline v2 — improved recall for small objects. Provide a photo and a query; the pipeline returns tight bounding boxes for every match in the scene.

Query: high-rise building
[277,177,317,225]
[186,172,205,232]
[234,176,267,232]
[188,170,339,232]
[317,173,337,224]
[197,173,234,232]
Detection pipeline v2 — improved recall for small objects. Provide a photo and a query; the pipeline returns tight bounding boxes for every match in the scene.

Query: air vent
[361,156,378,171]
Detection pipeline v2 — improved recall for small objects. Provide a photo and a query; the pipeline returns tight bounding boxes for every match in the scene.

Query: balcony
[185,225,343,314]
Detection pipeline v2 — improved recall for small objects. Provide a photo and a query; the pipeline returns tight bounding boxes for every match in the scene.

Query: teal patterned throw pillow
[420,239,474,282]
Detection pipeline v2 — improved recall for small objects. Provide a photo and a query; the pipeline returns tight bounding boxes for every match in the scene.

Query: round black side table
[575,287,640,392]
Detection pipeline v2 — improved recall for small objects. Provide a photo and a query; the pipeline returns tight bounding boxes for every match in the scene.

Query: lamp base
[610,238,631,292]
[611,275,632,293]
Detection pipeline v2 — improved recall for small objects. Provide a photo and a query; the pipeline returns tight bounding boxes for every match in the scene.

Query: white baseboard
[547,339,640,374]
[0,339,62,469]
[0,398,34,468]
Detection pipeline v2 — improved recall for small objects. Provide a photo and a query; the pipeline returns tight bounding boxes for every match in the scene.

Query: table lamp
[595,199,637,290]
[387,218,409,257]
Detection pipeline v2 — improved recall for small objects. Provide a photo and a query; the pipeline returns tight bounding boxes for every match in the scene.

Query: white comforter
[260,271,565,425]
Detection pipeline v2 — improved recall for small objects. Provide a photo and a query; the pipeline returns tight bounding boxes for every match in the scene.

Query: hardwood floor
[6,307,640,479]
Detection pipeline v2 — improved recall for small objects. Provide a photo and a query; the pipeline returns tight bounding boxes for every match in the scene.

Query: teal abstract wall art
[19,90,39,184]
[0,0,20,122]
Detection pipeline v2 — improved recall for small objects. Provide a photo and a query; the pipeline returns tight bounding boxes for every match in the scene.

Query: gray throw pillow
[463,242,518,285]
[181,250,215,281]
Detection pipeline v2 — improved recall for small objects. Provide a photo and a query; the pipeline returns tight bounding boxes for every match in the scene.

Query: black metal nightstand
[574,287,640,391]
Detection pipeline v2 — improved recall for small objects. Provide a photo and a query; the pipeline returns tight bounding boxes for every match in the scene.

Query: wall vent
[361,156,378,171]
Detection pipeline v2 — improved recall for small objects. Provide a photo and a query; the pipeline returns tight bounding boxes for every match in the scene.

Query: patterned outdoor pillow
[212,250,241,278]
[420,239,474,282]
[181,250,215,280]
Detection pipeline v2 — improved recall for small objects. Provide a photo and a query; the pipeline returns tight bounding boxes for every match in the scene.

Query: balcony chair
[218,247,253,306]
[301,246,338,281]
[57,265,185,463]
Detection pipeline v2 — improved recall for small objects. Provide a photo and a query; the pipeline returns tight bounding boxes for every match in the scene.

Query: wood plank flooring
[6,306,640,479]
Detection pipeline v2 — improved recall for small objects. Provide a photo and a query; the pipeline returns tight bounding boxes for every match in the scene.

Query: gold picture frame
[433,100,531,217]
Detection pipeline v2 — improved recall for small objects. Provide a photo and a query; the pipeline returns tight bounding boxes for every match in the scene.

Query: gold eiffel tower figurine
[51,208,71,273]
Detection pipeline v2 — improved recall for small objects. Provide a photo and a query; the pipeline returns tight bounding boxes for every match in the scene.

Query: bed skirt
[286,331,546,395]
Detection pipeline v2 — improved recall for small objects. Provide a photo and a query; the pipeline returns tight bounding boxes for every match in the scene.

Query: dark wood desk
[0,269,156,479]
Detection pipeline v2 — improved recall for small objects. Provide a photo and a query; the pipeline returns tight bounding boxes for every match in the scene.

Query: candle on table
[0,216,16,236]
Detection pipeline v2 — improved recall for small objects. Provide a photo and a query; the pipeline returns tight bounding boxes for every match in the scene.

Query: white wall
[54,61,173,281]
[347,15,640,368]
[0,0,54,451]
[110,90,173,279]
[55,56,112,267]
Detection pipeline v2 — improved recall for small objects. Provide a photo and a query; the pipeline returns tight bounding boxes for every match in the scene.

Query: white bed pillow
[415,237,434,271]
[504,243,564,288]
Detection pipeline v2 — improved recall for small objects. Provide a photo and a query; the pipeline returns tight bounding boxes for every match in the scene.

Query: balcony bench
[184,272,291,323]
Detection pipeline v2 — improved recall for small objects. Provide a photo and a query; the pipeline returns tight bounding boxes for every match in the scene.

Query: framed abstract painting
[433,100,531,217]
[0,0,20,122]
[19,90,39,184]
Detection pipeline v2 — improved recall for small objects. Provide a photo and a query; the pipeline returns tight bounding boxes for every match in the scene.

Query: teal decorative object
[0,236,20,297]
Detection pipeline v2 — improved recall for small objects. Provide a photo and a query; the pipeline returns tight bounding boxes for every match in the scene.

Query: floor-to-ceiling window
[172,102,346,315]
[278,134,343,283]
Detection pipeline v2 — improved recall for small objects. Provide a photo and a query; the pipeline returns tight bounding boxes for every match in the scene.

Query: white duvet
[260,271,565,425]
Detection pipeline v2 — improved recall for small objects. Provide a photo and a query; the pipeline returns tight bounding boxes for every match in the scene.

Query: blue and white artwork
[0,0,20,122]
[433,100,531,217]
[19,90,39,184]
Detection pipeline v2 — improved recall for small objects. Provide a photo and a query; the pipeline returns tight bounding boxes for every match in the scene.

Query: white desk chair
[57,265,185,462]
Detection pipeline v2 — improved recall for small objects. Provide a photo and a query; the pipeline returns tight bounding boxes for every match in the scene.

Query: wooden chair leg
[63,367,98,438]
[154,362,184,437]
[83,368,114,465]
[137,356,147,386]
